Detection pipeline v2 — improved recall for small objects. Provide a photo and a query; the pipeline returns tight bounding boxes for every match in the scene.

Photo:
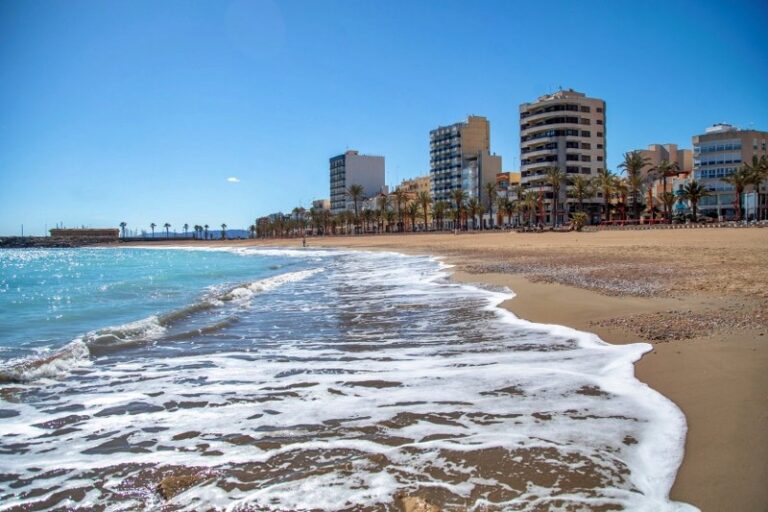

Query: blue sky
[1,0,766,235]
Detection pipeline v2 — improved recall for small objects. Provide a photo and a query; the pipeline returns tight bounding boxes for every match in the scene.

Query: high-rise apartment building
[519,89,606,224]
[329,150,385,215]
[692,124,768,220]
[429,116,501,205]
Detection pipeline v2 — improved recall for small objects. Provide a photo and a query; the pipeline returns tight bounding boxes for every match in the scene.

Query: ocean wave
[0,268,323,383]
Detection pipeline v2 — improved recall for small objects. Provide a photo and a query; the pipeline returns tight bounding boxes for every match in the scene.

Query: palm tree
[163,222,171,239]
[659,192,676,221]
[376,194,390,233]
[745,155,768,221]
[523,190,537,225]
[417,191,432,231]
[618,151,650,219]
[467,197,482,230]
[450,189,467,231]
[203,224,209,239]
[220,223,227,240]
[484,182,497,229]
[681,180,710,222]
[119,222,127,239]
[592,169,616,222]
[497,197,510,226]
[249,224,256,238]
[568,175,593,214]
[503,198,515,227]
[393,188,408,232]
[651,160,680,221]
[614,177,629,221]
[545,167,566,227]
[407,202,420,232]
[433,200,447,231]
[183,223,189,237]
[722,167,752,221]
[346,184,365,232]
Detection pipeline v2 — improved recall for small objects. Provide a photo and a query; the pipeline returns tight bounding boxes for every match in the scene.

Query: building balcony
[520,122,583,137]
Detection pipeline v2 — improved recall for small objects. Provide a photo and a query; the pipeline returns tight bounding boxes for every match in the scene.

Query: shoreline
[117,231,768,510]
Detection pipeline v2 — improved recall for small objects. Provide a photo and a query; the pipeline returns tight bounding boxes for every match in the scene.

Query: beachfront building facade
[692,124,768,220]
[312,199,330,211]
[519,89,606,225]
[429,116,501,209]
[636,143,693,217]
[329,150,385,215]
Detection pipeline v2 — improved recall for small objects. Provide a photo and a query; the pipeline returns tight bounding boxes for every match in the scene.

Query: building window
[581,130,591,137]
[580,106,591,113]
[596,119,603,125]
[597,156,604,162]
[597,132,603,137]
[581,167,591,174]
[581,142,591,149]
[566,141,579,149]
[597,144,604,149]
[596,107,603,113]
[581,155,591,162]
[580,118,591,125]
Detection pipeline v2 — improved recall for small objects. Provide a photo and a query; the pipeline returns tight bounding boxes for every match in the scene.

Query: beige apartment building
[693,123,768,220]
[429,115,501,207]
[519,89,606,225]
[397,175,430,198]
[636,143,693,213]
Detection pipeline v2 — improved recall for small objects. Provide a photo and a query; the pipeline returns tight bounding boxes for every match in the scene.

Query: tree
[393,188,408,232]
[722,166,752,221]
[450,189,467,231]
[681,180,710,222]
[163,222,171,239]
[407,202,420,232]
[433,201,447,231]
[614,177,629,221]
[484,182,497,229]
[204,224,209,239]
[660,192,676,222]
[249,224,256,238]
[651,160,680,221]
[376,194,390,233]
[417,191,432,231]
[745,155,768,221]
[568,175,593,214]
[183,223,189,237]
[496,197,510,226]
[346,184,365,232]
[592,169,616,222]
[220,223,227,240]
[119,222,127,239]
[467,197,483,230]
[618,151,650,219]
[523,190,537,225]
[545,167,566,227]
[150,222,156,238]
[503,198,515,227]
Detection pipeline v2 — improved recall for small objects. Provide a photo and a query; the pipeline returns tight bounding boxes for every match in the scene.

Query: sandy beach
[125,228,768,511]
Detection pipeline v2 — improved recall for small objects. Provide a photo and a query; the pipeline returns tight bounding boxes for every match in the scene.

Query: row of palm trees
[117,222,230,239]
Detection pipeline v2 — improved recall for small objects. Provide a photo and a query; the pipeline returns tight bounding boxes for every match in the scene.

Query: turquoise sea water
[0,248,286,360]
[0,247,696,511]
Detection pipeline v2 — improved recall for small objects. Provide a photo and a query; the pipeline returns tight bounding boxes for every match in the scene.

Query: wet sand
[123,229,768,511]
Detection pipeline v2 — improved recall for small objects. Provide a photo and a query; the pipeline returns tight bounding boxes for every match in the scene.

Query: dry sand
[125,229,768,511]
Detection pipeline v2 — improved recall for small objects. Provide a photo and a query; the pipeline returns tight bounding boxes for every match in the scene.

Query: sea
[0,247,697,511]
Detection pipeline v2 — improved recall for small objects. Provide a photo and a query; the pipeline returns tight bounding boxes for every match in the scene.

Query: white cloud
[227,177,240,183]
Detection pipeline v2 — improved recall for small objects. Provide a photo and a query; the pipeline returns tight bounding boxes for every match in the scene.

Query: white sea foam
[0,249,696,511]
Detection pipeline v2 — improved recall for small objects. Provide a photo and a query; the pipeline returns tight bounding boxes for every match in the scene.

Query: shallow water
[0,247,696,511]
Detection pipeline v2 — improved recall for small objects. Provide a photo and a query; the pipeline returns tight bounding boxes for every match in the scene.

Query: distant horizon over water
[0,246,695,510]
